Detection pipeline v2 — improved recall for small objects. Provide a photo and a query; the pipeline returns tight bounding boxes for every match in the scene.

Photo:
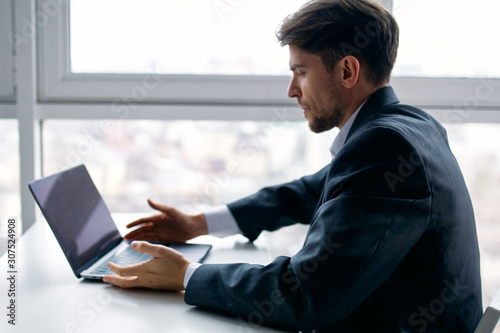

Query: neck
[338,83,388,129]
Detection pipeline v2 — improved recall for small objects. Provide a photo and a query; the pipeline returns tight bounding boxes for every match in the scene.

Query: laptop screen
[29,165,121,275]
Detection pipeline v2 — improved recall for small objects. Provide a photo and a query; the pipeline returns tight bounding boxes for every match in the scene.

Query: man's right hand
[123,199,208,243]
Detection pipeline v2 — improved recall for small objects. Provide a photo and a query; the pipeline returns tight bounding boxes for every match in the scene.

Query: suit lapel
[314,86,400,211]
[306,87,401,243]
[345,86,400,144]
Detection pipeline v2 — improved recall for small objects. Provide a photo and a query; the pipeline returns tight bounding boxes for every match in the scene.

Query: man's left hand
[103,241,190,291]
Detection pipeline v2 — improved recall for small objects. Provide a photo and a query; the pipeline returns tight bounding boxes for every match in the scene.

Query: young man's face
[287,45,347,133]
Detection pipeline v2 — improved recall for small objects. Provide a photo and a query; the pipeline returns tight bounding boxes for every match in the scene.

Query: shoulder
[345,102,448,159]
[341,123,419,166]
[332,109,434,198]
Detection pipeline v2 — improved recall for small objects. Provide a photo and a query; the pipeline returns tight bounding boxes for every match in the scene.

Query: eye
[296,72,306,77]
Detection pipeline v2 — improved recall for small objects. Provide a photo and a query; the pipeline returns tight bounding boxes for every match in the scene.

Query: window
[0,0,14,101]
[17,0,500,310]
[444,123,500,306]
[41,119,500,307]
[38,0,304,105]
[42,119,337,213]
[70,0,306,75]
[38,0,500,109]
[0,120,20,255]
[0,0,17,255]
[393,0,500,78]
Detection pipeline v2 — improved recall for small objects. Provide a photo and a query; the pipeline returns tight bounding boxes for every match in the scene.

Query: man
[104,0,483,331]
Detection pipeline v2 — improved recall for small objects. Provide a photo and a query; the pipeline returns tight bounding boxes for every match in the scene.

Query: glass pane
[393,0,500,77]
[42,120,337,213]
[444,122,500,308]
[0,0,14,99]
[71,0,500,78]
[43,118,500,309]
[0,120,20,256]
[70,0,307,75]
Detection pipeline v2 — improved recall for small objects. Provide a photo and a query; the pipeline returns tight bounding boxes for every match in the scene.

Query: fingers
[147,199,175,215]
[105,242,165,278]
[103,262,143,288]
[131,241,186,266]
[124,223,158,240]
[103,274,139,288]
[130,241,168,258]
[126,199,171,229]
[104,262,144,288]
[107,261,143,277]
[123,229,149,241]
[103,243,189,291]
[126,218,151,229]
[126,215,162,229]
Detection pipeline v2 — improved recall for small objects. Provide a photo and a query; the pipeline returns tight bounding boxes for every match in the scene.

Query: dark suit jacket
[185,86,483,332]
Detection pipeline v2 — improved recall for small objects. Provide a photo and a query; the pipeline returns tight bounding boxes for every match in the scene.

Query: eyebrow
[290,64,306,71]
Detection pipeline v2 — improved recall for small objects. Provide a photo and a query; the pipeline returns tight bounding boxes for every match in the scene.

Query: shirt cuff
[204,205,242,237]
[183,262,202,289]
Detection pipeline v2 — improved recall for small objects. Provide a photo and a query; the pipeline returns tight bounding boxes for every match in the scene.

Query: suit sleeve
[185,126,432,331]
[227,163,330,241]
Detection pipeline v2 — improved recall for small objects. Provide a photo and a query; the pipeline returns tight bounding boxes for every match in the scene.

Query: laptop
[28,164,211,280]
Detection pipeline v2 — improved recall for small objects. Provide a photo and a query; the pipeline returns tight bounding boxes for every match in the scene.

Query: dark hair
[276,0,399,85]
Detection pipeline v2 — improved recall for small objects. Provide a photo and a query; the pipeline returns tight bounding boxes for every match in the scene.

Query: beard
[307,104,345,133]
[306,85,346,133]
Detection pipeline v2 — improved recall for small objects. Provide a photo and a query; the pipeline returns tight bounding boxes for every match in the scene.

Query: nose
[287,76,301,99]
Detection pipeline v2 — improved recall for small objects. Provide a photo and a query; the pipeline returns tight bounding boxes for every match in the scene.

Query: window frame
[36,0,500,117]
[38,0,291,107]
[12,0,500,232]
[0,0,15,105]
[5,0,500,310]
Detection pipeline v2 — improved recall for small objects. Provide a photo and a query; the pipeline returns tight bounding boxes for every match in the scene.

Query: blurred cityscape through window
[39,119,500,306]
[42,120,337,213]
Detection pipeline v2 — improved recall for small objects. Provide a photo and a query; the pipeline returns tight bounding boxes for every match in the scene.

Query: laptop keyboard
[90,246,153,276]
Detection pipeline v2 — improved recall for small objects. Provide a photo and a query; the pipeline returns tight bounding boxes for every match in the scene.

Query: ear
[339,56,360,89]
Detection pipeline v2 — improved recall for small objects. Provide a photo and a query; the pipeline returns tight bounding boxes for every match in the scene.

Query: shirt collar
[329,99,367,159]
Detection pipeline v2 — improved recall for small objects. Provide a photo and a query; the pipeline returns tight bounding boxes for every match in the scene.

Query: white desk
[0,214,291,333]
